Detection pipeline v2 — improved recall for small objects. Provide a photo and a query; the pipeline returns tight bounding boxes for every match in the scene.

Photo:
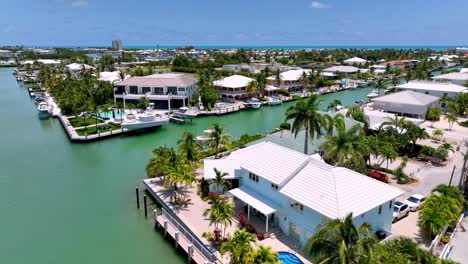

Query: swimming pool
[278,252,304,264]
[214,103,232,109]
[98,110,127,119]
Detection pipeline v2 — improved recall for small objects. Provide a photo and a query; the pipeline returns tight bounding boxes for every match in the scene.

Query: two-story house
[266,69,312,93]
[113,73,197,110]
[203,142,404,246]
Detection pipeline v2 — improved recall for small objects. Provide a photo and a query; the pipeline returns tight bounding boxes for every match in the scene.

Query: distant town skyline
[1,0,468,46]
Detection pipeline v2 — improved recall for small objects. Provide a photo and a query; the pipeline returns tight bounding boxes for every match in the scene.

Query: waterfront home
[98,71,127,83]
[460,68,468,73]
[372,90,440,119]
[222,63,297,73]
[343,57,367,65]
[266,69,312,92]
[21,59,61,67]
[379,59,419,69]
[395,81,467,98]
[65,63,95,78]
[432,72,468,86]
[213,75,254,102]
[203,142,404,246]
[322,65,360,76]
[0,49,13,58]
[113,73,197,109]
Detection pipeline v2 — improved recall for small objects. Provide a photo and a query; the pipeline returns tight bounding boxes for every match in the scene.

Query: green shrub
[277,89,290,96]
[280,122,291,130]
[426,107,441,121]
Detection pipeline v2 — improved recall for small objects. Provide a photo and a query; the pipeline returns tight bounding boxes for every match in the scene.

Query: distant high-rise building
[112,39,122,50]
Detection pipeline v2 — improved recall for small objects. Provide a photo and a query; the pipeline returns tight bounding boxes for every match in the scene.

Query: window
[424,91,429,95]
[154,87,164,95]
[271,183,279,190]
[142,87,151,94]
[129,86,138,94]
[178,87,185,92]
[378,205,382,214]
[443,93,448,97]
[249,172,259,182]
[290,201,304,212]
[389,200,393,209]
[167,87,177,94]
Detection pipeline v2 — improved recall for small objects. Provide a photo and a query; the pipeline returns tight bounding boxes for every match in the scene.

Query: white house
[213,75,254,101]
[266,69,312,92]
[98,71,128,83]
[343,57,367,65]
[372,90,440,119]
[395,81,467,98]
[204,142,404,245]
[113,73,197,109]
[432,72,468,86]
[65,63,95,78]
[323,65,360,75]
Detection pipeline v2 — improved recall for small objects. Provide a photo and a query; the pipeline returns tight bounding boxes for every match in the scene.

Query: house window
[378,205,382,214]
[154,87,164,95]
[249,172,259,182]
[290,201,304,212]
[167,87,177,94]
[178,87,185,92]
[129,86,138,94]
[142,87,151,94]
[443,93,448,97]
[271,183,279,190]
[389,200,393,209]
[424,91,429,95]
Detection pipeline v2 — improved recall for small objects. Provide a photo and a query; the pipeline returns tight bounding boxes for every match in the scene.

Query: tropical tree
[209,123,231,159]
[419,194,462,238]
[432,129,444,141]
[345,105,370,133]
[178,131,201,165]
[426,107,441,126]
[245,245,280,264]
[305,213,378,264]
[165,161,196,201]
[445,114,458,130]
[382,114,406,133]
[285,94,326,154]
[376,237,436,263]
[321,124,369,173]
[220,230,256,264]
[327,99,342,112]
[323,113,345,136]
[145,146,178,177]
[274,69,281,87]
[401,121,429,153]
[208,168,231,193]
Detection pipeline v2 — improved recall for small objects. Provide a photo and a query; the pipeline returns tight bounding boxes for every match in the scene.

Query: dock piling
[175,231,179,248]
[135,187,140,209]
[187,244,193,264]
[144,195,148,218]
[163,220,168,237]
[153,209,158,229]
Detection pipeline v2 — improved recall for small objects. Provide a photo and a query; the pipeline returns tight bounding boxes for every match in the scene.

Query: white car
[393,201,410,223]
[405,194,426,211]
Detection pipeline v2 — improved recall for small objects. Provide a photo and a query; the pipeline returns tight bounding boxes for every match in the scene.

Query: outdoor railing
[160,207,220,263]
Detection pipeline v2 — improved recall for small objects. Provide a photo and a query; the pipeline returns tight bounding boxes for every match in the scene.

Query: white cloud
[310,1,331,9]
[71,0,88,7]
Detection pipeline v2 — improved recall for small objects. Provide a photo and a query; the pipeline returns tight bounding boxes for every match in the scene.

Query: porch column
[247,204,250,220]
[266,214,269,233]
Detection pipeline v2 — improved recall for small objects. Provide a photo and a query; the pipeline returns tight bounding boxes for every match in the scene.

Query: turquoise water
[99,110,127,119]
[278,251,304,264]
[0,66,381,264]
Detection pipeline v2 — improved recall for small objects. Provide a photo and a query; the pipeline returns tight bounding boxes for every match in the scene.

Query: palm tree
[220,230,256,264]
[327,99,342,112]
[178,131,201,165]
[432,129,444,141]
[164,158,194,202]
[382,114,406,134]
[323,112,345,136]
[245,245,280,264]
[305,213,378,264]
[275,69,281,87]
[208,168,231,193]
[401,121,429,153]
[145,146,178,177]
[285,95,326,154]
[209,123,231,159]
[203,196,235,238]
[419,195,462,238]
[377,237,435,263]
[345,105,370,132]
[445,114,458,130]
[320,124,369,173]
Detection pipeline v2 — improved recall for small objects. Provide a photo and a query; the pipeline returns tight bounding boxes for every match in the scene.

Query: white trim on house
[229,186,279,216]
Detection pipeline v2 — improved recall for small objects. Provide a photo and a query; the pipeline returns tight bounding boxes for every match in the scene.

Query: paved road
[448,216,468,264]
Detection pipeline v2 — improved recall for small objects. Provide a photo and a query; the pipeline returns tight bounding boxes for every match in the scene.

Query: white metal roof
[396,81,467,93]
[66,63,95,71]
[432,72,468,81]
[343,57,367,63]
[239,142,310,185]
[280,159,404,219]
[323,65,360,73]
[266,69,312,81]
[203,159,241,180]
[213,75,253,88]
[372,91,439,106]
[229,186,279,215]
[460,68,468,73]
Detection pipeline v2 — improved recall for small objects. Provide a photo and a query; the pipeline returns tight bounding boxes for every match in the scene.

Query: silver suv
[393,201,410,223]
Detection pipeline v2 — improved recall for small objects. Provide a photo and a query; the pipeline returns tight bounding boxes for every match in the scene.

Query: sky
[1,0,468,47]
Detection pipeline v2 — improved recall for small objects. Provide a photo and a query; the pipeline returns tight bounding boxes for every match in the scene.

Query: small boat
[37,102,52,118]
[35,96,45,103]
[173,107,197,119]
[244,98,262,109]
[121,104,169,131]
[169,116,185,124]
[268,96,283,106]
[196,129,214,142]
[367,90,380,99]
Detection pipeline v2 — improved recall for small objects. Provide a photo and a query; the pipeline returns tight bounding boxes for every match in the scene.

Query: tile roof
[117,73,196,87]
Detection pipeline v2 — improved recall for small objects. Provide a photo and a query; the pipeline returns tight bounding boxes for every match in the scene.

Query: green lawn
[68,117,104,128]
[75,123,121,136]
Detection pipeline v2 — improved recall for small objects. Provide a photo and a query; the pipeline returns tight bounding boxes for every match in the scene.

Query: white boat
[196,129,214,142]
[173,107,198,119]
[121,105,169,131]
[245,98,262,109]
[367,90,380,99]
[37,102,52,118]
[268,96,283,106]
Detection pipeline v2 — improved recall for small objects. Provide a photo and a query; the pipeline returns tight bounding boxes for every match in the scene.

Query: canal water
[0,67,379,264]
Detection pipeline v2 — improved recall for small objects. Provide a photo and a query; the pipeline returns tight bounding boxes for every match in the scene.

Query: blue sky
[1,0,468,46]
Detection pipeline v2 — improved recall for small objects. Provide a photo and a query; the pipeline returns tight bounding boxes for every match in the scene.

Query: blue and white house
[203,142,404,246]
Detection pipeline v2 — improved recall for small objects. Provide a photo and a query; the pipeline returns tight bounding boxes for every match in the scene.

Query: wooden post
[449,166,456,186]
[144,195,148,218]
[187,244,193,264]
[153,209,158,229]
[135,187,140,209]
[163,220,168,237]
[175,231,179,249]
